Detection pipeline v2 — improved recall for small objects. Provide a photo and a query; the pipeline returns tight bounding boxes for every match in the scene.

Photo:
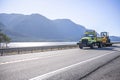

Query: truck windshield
[84,34,94,37]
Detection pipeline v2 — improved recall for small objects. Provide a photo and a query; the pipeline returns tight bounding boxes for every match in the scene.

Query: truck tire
[108,44,112,47]
[110,44,112,46]
[90,43,94,49]
[98,42,102,48]
[79,45,83,49]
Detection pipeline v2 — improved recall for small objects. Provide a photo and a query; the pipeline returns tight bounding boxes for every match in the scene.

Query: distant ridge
[0,13,119,42]
[0,13,86,41]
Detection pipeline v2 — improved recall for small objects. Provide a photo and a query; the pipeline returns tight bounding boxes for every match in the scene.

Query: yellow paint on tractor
[102,36,107,43]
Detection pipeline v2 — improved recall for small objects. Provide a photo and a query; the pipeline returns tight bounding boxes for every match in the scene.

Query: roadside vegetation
[0,29,11,48]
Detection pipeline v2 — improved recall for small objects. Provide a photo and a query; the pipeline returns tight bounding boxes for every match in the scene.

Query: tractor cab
[101,32,109,37]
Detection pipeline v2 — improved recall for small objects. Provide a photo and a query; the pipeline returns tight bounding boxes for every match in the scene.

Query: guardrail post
[41,48,43,52]
[31,49,33,53]
[18,49,20,54]
[51,48,52,51]
[30,48,32,53]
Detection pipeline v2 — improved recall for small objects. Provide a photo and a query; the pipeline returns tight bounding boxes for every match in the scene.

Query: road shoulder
[81,55,120,80]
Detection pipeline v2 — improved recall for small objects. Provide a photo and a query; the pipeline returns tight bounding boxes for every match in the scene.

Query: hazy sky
[0,0,120,36]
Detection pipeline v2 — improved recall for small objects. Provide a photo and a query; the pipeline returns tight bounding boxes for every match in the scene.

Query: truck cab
[78,30,102,49]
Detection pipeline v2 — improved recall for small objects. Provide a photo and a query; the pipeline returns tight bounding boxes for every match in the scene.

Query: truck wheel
[110,44,112,46]
[98,42,102,48]
[108,44,112,47]
[90,43,94,49]
[105,44,108,47]
[79,45,83,49]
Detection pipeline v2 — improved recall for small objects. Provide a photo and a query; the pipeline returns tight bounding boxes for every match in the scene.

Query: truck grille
[82,39,88,44]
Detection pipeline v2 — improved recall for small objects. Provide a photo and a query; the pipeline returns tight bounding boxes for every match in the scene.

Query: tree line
[0,29,11,48]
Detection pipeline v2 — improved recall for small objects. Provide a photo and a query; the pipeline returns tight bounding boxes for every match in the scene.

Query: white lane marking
[29,52,113,80]
[0,58,39,65]
[0,53,65,65]
[0,48,84,65]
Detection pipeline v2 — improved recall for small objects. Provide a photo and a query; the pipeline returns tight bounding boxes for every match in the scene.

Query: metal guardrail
[0,44,78,56]
[111,41,120,44]
[0,41,120,56]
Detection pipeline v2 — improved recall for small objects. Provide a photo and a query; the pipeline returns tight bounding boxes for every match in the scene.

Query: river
[7,42,77,48]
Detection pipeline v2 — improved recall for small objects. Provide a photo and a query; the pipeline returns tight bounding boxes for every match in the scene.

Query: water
[2,41,119,48]
[8,42,77,48]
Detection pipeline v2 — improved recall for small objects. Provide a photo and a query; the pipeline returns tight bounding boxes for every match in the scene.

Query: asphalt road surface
[0,44,120,80]
[81,56,120,80]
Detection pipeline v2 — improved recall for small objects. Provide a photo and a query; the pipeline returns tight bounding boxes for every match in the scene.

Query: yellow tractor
[101,32,112,46]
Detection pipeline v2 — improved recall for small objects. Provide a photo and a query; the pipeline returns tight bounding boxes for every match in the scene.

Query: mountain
[110,36,120,41]
[0,22,31,41]
[0,13,86,41]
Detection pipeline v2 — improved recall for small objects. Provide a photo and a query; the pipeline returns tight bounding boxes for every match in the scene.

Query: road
[0,44,120,80]
[81,56,120,80]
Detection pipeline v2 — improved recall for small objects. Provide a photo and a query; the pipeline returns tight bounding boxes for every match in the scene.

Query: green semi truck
[77,30,112,49]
